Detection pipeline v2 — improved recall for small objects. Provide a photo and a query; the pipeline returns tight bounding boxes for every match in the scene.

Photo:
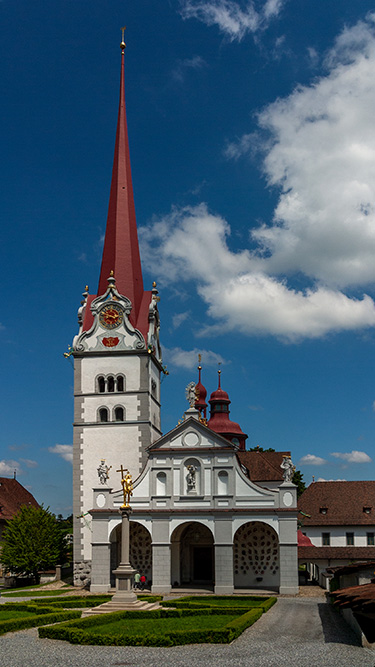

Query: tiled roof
[326,561,375,575]
[237,451,291,482]
[298,481,375,525]
[298,546,375,560]
[331,582,375,610]
[0,477,39,521]
[298,530,313,546]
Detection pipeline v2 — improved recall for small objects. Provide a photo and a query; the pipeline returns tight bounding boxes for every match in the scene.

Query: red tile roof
[298,530,313,546]
[237,451,291,482]
[298,481,375,525]
[0,477,39,521]
[298,546,375,560]
[331,582,375,610]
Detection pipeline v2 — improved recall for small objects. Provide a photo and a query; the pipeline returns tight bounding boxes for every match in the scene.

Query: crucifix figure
[117,465,133,507]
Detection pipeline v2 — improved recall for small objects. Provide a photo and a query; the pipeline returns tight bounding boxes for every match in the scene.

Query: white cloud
[299,454,328,466]
[141,204,375,341]
[180,0,285,41]
[0,460,22,476]
[164,346,225,369]
[49,444,73,464]
[316,477,347,482]
[19,458,38,469]
[172,311,191,330]
[172,55,207,83]
[141,15,375,341]
[331,450,372,463]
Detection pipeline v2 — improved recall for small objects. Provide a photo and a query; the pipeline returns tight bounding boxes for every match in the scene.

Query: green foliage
[292,469,306,498]
[1,505,67,584]
[248,447,276,452]
[1,589,70,598]
[0,608,81,635]
[38,606,265,646]
[137,595,163,603]
[27,595,112,609]
[161,595,275,609]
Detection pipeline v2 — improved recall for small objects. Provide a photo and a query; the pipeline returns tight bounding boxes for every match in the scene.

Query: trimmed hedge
[38,606,264,646]
[161,596,277,613]
[0,609,81,635]
[1,589,71,598]
[22,595,112,609]
[137,595,163,603]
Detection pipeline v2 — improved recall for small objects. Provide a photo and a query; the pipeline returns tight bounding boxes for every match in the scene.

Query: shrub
[0,609,81,635]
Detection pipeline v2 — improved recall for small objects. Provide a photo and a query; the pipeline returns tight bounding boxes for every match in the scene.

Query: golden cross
[198,353,202,363]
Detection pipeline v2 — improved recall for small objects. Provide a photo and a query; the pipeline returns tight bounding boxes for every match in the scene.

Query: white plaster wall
[80,356,141,394]
[304,526,375,546]
[81,425,142,560]
[83,395,139,421]
[235,470,276,502]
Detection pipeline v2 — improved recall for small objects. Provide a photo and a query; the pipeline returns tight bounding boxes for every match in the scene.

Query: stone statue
[97,459,111,485]
[280,456,296,483]
[186,464,197,493]
[185,381,197,408]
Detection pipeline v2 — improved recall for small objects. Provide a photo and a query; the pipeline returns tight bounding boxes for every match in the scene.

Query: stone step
[82,600,160,617]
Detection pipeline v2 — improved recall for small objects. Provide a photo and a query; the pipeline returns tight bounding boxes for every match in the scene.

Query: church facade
[72,38,299,595]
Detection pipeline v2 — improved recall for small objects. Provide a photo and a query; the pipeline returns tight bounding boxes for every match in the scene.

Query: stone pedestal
[111,507,137,604]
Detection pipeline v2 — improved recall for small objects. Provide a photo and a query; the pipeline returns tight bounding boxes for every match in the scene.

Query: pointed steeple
[98,34,144,323]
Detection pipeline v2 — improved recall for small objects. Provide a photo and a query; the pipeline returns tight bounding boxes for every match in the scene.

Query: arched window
[98,376,105,393]
[217,471,229,495]
[99,407,109,423]
[156,471,167,496]
[114,406,124,422]
[107,376,115,393]
[117,375,124,392]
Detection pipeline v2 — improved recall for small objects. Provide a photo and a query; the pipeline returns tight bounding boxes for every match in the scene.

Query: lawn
[164,595,268,606]
[86,613,238,637]
[1,589,72,598]
[0,609,38,621]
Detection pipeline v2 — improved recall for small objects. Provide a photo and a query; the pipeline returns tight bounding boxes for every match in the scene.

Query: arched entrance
[171,521,214,587]
[233,522,279,590]
[110,521,152,587]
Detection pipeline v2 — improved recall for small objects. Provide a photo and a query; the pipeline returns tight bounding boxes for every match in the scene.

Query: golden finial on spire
[120,26,126,51]
[198,353,202,370]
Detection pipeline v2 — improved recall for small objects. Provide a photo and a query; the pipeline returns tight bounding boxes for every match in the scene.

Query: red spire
[98,41,144,323]
[195,359,208,419]
[207,370,247,450]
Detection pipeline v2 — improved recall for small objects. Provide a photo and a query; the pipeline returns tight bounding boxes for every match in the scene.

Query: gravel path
[0,597,373,666]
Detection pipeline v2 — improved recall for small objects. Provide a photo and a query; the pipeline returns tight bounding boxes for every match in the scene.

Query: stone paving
[0,594,374,666]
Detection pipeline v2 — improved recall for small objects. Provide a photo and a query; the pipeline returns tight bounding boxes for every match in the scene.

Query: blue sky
[2,0,375,514]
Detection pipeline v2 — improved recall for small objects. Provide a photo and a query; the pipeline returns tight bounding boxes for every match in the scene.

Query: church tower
[72,35,163,585]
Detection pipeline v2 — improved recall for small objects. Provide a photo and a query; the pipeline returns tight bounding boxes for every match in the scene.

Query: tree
[1,505,67,584]
[249,446,276,452]
[292,469,306,498]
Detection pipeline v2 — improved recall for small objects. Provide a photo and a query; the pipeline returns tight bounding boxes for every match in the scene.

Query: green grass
[87,613,238,637]
[1,589,72,598]
[38,607,264,646]
[162,595,270,607]
[0,609,38,621]
[0,581,53,593]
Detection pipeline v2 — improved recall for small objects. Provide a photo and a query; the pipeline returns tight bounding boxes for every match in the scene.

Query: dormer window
[363,506,372,514]
[319,507,328,515]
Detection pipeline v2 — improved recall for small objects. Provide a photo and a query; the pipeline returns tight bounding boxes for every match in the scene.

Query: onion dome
[207,371,247,450]
[195,361,208,419]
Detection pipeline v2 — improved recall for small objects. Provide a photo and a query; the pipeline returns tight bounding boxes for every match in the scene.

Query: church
[71,38,299,596]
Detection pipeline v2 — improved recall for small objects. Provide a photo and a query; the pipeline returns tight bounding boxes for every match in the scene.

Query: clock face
[99,304,123,329]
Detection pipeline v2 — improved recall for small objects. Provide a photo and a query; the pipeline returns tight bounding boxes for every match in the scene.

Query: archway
[171,521,214,587]
[110,521,152,587]
[233,522,279,590]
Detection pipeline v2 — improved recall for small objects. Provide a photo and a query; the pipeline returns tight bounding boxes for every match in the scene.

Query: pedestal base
[112,563,137,604]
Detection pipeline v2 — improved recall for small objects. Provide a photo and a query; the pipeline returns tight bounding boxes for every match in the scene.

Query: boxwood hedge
[38,606,264,646]
[0,608,82,635]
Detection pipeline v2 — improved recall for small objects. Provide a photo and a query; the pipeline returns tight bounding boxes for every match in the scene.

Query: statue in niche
[280,455,295,483]
[186,464,197,493]
[97,459,112,485]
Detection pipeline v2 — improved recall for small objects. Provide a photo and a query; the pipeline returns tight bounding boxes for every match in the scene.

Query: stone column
[111,508,137,603]
[279,516,299,595]
[214,518,234,595]
[151,518,171,594]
